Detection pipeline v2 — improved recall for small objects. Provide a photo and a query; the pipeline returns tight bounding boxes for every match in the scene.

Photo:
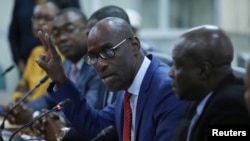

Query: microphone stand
[9,108,56,141]
[0,76,48,141]
[0,65,14,78]
[89,125,114,141]
[0,76,48,130]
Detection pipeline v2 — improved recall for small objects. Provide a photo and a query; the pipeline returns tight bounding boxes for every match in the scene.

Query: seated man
[36,16,188,141]
[170,25,250,141]
[25,5,140,141]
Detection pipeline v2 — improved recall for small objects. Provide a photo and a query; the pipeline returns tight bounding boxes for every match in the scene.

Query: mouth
[34,28,43,35]
[171,82,176,91]
[171,82,175,87]
[101,74,114,83]
[59,45,71,54]
[35,28,42,32]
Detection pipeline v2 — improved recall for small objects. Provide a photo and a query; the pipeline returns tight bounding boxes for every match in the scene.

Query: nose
[94,57,107,72]
[36,18,48,25]
[56,33,68,44]
[168,66,175,79]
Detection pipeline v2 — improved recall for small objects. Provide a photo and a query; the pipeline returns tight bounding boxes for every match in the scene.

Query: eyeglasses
[51,25,86,39]
[31,15,54,22]
[84,37,133,65]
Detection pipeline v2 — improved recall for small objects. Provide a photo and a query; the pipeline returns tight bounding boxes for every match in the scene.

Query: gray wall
[0,1,19,104]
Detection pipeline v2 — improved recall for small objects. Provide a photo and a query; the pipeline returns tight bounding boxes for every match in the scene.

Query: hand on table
[31,109,66,141]
[5,102,34,125]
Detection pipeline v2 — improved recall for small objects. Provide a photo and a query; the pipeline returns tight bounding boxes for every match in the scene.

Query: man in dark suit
[169,25,250,141]
[36,16,188,140]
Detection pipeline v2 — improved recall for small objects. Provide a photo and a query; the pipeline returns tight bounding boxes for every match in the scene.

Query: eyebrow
[100,42,114,49]
[88,42,113,54]
[53,23,77,29]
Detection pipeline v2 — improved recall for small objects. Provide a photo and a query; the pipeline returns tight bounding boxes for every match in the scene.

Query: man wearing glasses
[36,17,188,141]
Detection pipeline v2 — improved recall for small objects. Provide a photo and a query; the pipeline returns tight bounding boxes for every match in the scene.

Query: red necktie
[123,92,132,141]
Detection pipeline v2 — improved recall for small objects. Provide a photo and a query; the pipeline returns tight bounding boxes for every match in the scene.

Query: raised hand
[36,26,67,86]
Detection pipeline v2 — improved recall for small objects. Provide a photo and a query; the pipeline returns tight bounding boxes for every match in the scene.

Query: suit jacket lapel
[75,62,86,87]
[63,60,71,77]
[115,91,124,141]
[134,55,158,138]
[171,102,197,141]
[134,88,148,138]
[188,102,200,141]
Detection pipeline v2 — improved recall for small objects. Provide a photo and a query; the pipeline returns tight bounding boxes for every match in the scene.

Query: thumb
[36,54,48,71]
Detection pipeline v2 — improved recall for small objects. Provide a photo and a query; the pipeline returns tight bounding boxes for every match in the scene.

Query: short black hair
[56,7,87,23]
[47,0,78,10]
[88,5,130,25]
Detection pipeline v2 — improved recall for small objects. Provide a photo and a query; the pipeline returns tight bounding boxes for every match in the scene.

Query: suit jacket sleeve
[47,79,117,140]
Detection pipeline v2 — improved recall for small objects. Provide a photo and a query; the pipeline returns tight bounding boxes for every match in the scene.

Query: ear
[198,61,212,80]
[130,37,141,53]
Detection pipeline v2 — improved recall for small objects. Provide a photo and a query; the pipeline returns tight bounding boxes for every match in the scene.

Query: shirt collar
[196,92,213,116]
[127,56,151,95]
[72,58,84,70]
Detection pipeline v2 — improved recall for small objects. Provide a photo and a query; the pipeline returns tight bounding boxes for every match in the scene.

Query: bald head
[177,25,234,67]
[87,17,143,91]
[88,17,134,42]
[170,25,235,101]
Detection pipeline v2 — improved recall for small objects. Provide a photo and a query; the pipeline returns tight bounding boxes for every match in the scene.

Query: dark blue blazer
[48,54,188,141]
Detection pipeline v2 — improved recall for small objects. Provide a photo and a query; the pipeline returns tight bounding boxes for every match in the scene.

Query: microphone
[0,75,49,130]
[8,98,71,141]
[89,125,114,141]
[0,65,14,78]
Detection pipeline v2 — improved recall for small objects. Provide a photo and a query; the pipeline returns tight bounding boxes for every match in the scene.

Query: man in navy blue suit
[36,16,188,141]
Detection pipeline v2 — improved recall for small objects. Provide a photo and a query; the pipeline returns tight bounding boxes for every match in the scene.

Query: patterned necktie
[123,92,132,141]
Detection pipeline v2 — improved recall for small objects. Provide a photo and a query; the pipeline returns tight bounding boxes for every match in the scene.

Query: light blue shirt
[196,92,212,117]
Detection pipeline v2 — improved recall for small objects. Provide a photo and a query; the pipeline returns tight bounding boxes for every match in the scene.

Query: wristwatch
[56,127,70,141]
